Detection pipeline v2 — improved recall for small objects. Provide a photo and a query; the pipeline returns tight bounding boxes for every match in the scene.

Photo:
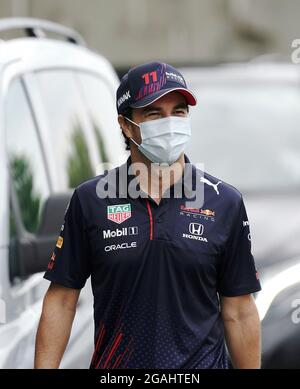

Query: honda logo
[189,223,204,236]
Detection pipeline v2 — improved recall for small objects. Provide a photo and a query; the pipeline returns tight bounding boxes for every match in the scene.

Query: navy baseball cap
[116,61,197,114]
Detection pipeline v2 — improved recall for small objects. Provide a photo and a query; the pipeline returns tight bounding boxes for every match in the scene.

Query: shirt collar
[113,154,200,201]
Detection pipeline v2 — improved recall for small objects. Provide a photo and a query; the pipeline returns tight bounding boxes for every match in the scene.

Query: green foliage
[67,122,94,188]
[10,155,41,233]
[92,121,109,163]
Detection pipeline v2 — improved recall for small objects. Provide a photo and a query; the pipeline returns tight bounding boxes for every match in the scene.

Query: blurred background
[0,0,299,369]
[1,0,300,69]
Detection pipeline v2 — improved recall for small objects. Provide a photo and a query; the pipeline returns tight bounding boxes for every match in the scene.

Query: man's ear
[118,115,133,139]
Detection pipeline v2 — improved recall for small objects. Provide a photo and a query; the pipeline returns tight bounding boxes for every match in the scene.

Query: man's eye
[146,112,160,117]
[174,110,186,115]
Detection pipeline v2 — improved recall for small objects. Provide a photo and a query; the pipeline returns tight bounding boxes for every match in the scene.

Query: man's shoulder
[193,165,243,208]
[205,171,242,197]
[74,163,123,200]
[75,173,107,195]
[186,156,242,205]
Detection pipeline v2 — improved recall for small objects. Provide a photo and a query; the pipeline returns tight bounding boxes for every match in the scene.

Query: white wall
[0,0,298,67]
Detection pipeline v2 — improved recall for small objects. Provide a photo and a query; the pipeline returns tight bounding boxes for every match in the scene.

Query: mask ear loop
[123,116,141,147]
[129,137,140,147]
[124,116,139,127]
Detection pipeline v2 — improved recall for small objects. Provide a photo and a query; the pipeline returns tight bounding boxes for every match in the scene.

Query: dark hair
[120,107,133,151]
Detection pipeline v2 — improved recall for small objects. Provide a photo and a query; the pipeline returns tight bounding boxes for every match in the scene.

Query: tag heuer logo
[107,204,132,224]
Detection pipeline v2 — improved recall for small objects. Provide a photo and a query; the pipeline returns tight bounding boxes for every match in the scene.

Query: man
[35,62,261,369]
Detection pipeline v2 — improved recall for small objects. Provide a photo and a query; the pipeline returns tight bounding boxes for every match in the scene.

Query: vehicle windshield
[186,83,300,192]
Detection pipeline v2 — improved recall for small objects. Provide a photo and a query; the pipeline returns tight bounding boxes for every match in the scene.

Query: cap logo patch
[166,71,185,85]
[117,90,131,108]
[135,64,167,101]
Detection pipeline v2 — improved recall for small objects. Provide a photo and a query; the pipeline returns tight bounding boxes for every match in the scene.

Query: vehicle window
[5,78,50,234]
[77,72,122,164]
[35,71,95,189]
[186,84,300,192]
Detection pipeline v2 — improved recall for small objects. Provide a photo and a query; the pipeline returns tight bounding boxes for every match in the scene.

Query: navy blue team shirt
[44,155,261,369]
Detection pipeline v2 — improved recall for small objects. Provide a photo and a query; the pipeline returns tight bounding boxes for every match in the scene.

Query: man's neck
[129,147,185,205]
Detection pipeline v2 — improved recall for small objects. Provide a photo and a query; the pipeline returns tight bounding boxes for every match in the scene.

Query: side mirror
[14,192,72,278]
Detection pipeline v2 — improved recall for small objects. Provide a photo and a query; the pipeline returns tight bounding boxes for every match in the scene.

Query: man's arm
[34,283,80,369]
[220,294,261,369]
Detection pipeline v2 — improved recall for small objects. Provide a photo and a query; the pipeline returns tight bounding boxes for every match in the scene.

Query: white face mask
[125,116,192,165]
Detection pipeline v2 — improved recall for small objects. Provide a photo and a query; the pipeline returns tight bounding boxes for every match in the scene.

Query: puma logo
[200,177,222,195]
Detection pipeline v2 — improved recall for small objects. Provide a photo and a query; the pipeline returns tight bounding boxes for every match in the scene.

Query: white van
[0,18,127,368]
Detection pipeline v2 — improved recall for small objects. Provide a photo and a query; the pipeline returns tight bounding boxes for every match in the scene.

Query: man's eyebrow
[174,103,188,110]
[141,103,188,114]
[141,105,162,114]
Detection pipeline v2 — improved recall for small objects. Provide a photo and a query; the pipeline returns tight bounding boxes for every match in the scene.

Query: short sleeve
[43,189,91,289]
[217,197,261,297]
